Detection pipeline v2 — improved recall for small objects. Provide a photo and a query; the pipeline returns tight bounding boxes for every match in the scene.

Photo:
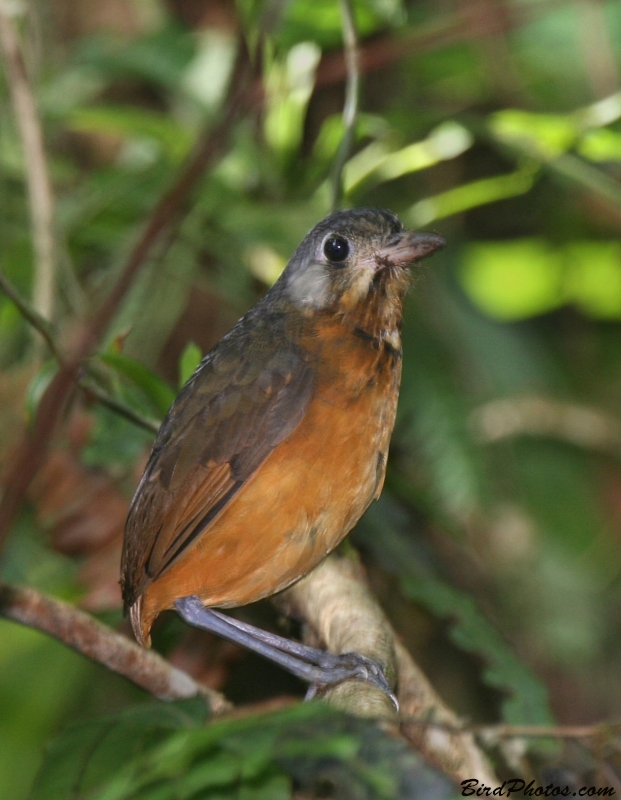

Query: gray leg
[174,596,398,710]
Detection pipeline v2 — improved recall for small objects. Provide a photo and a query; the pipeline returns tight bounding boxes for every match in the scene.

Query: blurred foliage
[2,0,621,795]
[32,700,453,800]
[356,498,554,729]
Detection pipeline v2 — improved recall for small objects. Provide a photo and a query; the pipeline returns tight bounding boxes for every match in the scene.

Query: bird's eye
[323,236,350,264]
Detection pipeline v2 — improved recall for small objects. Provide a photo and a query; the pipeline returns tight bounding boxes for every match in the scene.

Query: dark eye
[323,236,350,264]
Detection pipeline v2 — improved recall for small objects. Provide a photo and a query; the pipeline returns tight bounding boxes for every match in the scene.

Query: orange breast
[138,333,401,640]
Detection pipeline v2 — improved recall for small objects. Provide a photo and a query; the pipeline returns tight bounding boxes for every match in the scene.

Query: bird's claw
[304,651,399,712]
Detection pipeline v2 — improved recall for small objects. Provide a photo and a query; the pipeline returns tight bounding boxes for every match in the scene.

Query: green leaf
[402,574,552,725]
[25,361,58,422]
[99,353,175,418]
[30,699,209,800]
[397,314,487,526]
[264,43,322,159]
[278,0,397,50]
[68,106,192,163]
[460,239,621,321]
[460,239,563,320]
[578,127,621,163]
[77,25,197,91]
[399,367,482,525]
[32,701,454,800]
[346,122,473,196]
[564,241,621,318]
[408,164,538,226]
[489,109,578,159]
[178,341,203,388]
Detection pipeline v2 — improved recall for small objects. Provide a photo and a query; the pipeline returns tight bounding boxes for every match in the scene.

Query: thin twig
[3,572,618,746]
[71,44,255,363]
[0,265,61,361]
[548,152,621,211]
[0,43,257,555]
[79,380,160,434]
[400,717,621,741]
[315,0,567,89]
[330,0,360,210]
[476,722,621,740]
[0,581,230,712]
[471,396,621,457]
[0,6,55,327]
[0,263,161,434]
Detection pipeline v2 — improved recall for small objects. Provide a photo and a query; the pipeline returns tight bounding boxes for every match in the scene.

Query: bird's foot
[304,651,398,710]
[174,597,398,710]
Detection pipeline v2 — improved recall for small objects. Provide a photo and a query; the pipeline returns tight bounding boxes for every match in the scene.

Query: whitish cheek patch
[286,263,332,309]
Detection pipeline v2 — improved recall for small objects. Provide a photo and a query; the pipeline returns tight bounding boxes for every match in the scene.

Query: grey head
[279,207,445,311]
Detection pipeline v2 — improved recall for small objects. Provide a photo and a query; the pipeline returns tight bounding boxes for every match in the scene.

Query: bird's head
[281,208,445,314]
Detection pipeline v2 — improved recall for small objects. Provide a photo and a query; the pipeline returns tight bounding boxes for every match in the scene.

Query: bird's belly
[140,371,398,620]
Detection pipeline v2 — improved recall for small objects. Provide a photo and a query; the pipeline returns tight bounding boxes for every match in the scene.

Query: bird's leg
[174,596,398,710]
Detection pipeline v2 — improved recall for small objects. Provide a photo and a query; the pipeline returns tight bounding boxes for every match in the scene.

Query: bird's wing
[121,330,315,608]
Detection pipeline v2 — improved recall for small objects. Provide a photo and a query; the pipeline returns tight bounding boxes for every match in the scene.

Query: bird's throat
[341,266,407,354]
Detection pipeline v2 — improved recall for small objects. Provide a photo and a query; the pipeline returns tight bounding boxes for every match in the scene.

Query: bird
[121,207,444,700]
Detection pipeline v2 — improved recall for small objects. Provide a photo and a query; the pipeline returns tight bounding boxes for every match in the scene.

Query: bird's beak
[376,231,445,269]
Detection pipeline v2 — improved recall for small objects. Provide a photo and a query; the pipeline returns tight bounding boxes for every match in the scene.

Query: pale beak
[376,231,445,269]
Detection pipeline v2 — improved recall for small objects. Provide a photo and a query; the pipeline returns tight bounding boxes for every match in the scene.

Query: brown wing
[121,327,315,610]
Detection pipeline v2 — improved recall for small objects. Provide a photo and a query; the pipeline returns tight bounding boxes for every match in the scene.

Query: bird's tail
[129,595,151,647]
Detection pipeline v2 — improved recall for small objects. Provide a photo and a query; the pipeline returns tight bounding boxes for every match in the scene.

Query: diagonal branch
[0,43,258,555]
[67,44,256,366]
[0,262,161,432]
[79,380,160,433]
[0,556,495,783]
[0,580,230,713]
[0,266,61,361]
[0,6,55,326]
[5,570,621,777]
[316,0,568,89]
